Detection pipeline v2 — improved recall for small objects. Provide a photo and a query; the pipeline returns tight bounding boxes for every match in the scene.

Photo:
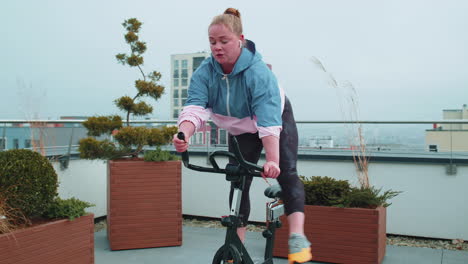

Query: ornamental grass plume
[28,121,49,156]
[15,79,51,156]
[310,56,369,188]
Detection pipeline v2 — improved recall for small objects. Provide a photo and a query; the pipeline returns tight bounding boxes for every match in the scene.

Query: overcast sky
[1,0,467,121]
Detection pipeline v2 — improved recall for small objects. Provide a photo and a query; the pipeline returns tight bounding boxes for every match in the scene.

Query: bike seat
[264,184,282,199]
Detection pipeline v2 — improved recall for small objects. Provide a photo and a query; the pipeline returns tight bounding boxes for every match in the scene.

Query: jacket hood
[210,39,261,76]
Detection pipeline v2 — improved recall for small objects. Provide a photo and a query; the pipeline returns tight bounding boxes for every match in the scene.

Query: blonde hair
[209,8,243,36]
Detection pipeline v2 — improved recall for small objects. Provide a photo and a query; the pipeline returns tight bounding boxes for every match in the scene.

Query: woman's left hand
[262,161,281,179]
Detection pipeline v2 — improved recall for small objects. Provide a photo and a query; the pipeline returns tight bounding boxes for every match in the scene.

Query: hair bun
[224,8,241,18]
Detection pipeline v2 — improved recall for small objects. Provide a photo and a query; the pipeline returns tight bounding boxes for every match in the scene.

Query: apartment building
[170,52,230,145]
[170,52,210,119]
[426,104,468,152]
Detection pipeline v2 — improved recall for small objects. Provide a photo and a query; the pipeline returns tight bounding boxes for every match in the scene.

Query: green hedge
[302,176,350,206]
[301,176,400,208]
[0,149,58,218]
[143,147,179,162]
[45,197,94,220]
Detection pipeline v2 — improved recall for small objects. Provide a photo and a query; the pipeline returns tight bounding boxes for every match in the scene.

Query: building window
[205,131,210,145]
[219,129,227,145]
[181,78,188,86]
[173,98,179,107]
[181,69,188,78]
[193,56,205,72]
[173,89,179,98]
[173,60,180,80]
[180,88,188,106]
[181,59,188,69]
[173,109,179,119]
[174,78,179,87]
[13,139,19,149]
[191,132,203,145]
[181,89,188,98]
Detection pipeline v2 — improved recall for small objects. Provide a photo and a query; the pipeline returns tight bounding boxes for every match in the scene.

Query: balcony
[1,119,468,263]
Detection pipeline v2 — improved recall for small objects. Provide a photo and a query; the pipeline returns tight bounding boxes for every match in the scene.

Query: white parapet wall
[54,156,468,240]
[298,159,468,240]
[181,155,468,240]
[53,159,108,218]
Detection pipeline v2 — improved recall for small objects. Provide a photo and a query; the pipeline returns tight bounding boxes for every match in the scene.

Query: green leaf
[135,80,164,100]
[144,147,180,162]
[147,126,178,146]
[126,54,143,67]
[114,96,134,113]
[82,115,123,137]
[45,197,94,220]
[115,53,127,65]
[125,31,138,44]
[148,71,162,82]
[132,101,153,116]
[122,18,142,33]
[114,126,149,148]
[78,138,123,160]
[133,41,147,54]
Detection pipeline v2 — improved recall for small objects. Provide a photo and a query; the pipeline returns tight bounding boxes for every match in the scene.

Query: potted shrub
[271,56,401,263]
[78,18,180,251]
[0,149,94,264]
[273,176,400,264]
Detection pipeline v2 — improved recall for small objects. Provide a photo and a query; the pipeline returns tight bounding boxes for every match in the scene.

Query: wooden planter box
[0,214,94,264]
[107,159,182,250]
[273,206,386,264]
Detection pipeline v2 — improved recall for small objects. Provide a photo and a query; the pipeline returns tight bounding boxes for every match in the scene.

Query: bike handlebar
[177,132,263,177]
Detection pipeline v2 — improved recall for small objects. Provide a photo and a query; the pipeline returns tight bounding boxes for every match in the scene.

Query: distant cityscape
[297,125,427,150]
[1,51,467,155]
[1,116,467,156]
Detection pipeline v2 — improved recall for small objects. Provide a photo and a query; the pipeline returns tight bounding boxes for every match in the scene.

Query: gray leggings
[228,97,305,226]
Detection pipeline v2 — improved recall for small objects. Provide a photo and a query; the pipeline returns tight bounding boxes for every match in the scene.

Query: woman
[173,8,312,263]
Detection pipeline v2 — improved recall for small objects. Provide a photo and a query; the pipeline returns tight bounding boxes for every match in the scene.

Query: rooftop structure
[426,104,468,152]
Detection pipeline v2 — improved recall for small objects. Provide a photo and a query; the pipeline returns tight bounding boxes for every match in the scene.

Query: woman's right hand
[173,121,195,152]
[173,133,189,152]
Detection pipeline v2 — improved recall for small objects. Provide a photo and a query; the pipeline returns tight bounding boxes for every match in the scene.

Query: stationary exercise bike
[178,132,296,264]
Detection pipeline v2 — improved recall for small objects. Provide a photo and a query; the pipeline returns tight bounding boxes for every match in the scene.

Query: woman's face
[208,23,243,66]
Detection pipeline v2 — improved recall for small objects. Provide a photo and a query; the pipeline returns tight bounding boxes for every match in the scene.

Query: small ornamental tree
[79,18,177,159]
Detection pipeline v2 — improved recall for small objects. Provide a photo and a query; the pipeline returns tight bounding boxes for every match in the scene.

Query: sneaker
[288,233,312,263]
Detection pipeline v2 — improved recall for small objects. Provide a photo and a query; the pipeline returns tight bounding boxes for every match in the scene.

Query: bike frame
[177,132,285,264]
